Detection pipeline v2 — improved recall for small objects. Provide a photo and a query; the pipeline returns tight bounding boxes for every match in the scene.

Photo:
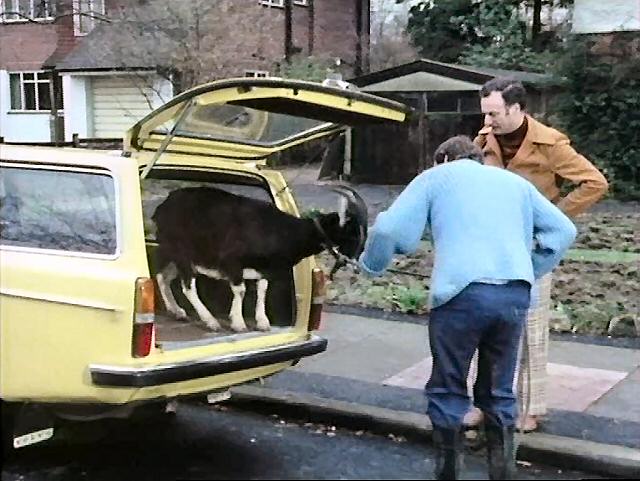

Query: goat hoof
[230,323,248,333]
[255,322,271,332]
[203,319,221,331]
[170,308,188,320]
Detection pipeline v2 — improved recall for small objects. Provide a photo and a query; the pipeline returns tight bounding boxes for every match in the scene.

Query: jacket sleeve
[529,184,577,279]
[359,171,431,276]
[547,139,608,217]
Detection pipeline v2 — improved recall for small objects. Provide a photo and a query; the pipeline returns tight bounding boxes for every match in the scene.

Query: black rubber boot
[485,423,517,480]
[432,426,464,480]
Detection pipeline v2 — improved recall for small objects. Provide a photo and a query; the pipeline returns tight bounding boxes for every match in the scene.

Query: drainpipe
[48,69,64,145]
[308,0,314,55]
[355,0,362,76]
[355,0,370,75]
[284,0,293,63]
[362,0,370,74]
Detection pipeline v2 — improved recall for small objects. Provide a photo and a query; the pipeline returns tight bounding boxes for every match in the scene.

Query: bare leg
[229,282,247,332]
[255,278,270,331]
[156,263,187,319]
[181,277,220,331]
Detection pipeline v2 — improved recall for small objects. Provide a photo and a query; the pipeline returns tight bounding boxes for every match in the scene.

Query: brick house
[0,0,372,142]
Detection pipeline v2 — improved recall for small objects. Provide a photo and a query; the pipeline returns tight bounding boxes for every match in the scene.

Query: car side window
[0,165,117,255]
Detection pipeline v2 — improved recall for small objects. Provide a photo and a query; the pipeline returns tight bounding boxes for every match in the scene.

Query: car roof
[0,145,127,171]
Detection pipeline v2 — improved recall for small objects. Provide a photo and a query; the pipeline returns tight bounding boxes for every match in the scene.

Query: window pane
[460,93,480,113]
[24,82,36,110]
[2,0,16,19]
[33,0,50,18]
[93,0,104,15]
[0,167,117,255]
[9,74,22,110]
[17,0,30,16]
[23,72,34,80]
[38,82,51,110]
[78,0,93,33]
[168,103,327,145]
[426,92,458,113]
[78,11,90,33]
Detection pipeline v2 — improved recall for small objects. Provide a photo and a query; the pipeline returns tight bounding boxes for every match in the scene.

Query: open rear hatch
[125,77,410,162]
[130,78,410,347]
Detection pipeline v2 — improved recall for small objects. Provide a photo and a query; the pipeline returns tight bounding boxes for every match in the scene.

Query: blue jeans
[425,281,531,430]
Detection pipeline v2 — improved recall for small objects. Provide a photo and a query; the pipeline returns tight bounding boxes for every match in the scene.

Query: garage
[91,75,163,138]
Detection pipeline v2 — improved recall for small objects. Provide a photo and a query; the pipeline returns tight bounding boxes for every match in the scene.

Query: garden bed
[318,210,640,337]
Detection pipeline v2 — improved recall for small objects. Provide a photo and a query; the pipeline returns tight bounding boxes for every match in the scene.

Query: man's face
[480,91,524,135]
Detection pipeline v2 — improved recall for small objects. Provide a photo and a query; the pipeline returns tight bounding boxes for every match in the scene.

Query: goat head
[331,184,368,259]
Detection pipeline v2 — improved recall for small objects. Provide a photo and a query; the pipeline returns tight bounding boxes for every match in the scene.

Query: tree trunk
[532,0,542,48]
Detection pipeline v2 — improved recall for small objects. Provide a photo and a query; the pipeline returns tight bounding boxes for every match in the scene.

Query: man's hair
[480,77,527,110]
[434,135,483,164]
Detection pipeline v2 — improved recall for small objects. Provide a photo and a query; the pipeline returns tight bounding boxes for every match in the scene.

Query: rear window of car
[0,165,117,255]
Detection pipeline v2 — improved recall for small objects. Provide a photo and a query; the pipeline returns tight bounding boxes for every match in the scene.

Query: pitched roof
[55,24,158,72]
[349,59,558,92]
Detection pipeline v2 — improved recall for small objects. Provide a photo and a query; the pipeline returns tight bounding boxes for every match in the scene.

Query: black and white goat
[152,185,367,332]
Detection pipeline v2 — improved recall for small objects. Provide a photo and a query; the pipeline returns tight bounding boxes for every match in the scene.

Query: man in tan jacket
[470,77,608,431]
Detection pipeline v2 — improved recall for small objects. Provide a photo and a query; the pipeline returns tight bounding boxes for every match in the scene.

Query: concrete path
[294,312,640,427]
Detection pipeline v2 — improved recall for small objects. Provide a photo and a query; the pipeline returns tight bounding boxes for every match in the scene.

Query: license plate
[207,390,231,404]
[13,427,54,448]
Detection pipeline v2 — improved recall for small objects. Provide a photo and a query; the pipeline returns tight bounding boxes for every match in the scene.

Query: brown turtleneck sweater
[495,116,528,167]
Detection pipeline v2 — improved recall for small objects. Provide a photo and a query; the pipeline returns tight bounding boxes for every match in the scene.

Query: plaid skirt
[467,274,552,416]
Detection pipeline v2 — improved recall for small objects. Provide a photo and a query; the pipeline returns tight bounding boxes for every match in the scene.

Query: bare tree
[85,0,282,91]
[370,0,419,71]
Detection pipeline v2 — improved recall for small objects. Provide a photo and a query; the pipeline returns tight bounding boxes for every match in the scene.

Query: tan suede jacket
[474,115,609,218]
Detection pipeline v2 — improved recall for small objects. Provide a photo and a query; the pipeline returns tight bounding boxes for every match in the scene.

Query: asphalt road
[2,402,601,480]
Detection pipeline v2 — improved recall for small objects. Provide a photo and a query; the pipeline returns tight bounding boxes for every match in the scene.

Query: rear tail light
[309,268,326,331]
[132,277,156,358]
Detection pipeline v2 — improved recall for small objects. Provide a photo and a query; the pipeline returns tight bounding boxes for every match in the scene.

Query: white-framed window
[8,71,62,112]
[244,70,270,78]
[260,0,309,7]
[73,0,105,36]
[0,0,53,22]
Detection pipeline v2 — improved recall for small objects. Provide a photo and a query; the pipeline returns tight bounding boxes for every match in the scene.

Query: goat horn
[330,184,368,258]
[329,185,367,212]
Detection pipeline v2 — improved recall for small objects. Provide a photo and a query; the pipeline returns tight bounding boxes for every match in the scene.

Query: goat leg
[228,282,248,332]
[157,264,188,320]
[181,277,221,331]
[255,278,271,331]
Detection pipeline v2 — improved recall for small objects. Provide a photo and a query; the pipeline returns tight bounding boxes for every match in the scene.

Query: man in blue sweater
[359,136,576,480]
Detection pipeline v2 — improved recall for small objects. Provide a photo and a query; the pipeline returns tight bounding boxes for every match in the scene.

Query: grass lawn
[565,249,640,263]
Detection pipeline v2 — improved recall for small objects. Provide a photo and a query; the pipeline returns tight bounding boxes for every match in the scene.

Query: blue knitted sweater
[359,159,577,308]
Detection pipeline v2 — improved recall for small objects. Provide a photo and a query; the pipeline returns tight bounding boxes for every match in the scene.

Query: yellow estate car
[0,77,409,449]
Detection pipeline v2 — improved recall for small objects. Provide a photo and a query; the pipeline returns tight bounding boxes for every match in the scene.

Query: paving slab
[296,335,427,383]
[548,341,640,372]
[586,368,640,423]
[383,358,432,390]
[380,358,630,413]
[545,363,628,412]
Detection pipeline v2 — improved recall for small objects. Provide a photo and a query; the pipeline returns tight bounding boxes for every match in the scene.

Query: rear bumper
[89,336,327,388]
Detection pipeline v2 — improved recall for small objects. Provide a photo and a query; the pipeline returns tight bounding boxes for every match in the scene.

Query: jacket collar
[480,115,556,145]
